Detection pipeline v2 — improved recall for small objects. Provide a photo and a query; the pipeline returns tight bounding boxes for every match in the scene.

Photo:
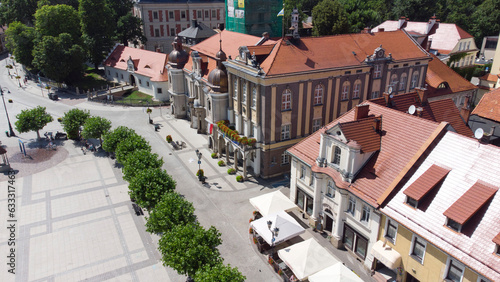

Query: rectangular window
[242,82,247,104]
[341,84,349,100]
[233,79,238,99]
[205,10,209,18]
[155,29,160,37]
[181,11,186,19]
[333,146,341,165]
[446,259,464,282]
[116,72,118,77]
[361,205,370,222]
[197,11,202,18]
[385,219,397,242]
[306,195,313,215]
[411,73,419,89]
[374,64,382,78]
[310,174,315,187]
[281,152,289,165]
[406,196,418,208]
[399,75,407,90]
[281,124,290,140]
[343,225,355,250]
[312,118,321,132]
[251,86,257,108]
[371,91,379,99]
[157,88,162,94]
[212,10,216,18]
[139,79,142,85]
[170,28,175,36]
[153,11,158,19]
[299,165,306,180]
[297,189,305,210]
[355,235,368,259]
[353,83,360,98]
[326,181,335,198]
[348,196,356,215]
[120,74,123,79]
[496,245,500,255]
[169,11,174,19]
[446,218,462,232]
[411,236,426,263]
[146,81,150,87]
[281,90,292,111]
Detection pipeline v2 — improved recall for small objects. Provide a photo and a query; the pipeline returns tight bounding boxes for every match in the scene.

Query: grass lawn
[114,90,165,106]
[70,67,112,91]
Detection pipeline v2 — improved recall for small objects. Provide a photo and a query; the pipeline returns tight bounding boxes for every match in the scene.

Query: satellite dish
[408,105,416,115]
[474,128,484,139]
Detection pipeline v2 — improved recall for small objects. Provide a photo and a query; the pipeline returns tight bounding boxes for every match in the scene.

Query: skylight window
[446,218,461,232]
[406,196,418,208]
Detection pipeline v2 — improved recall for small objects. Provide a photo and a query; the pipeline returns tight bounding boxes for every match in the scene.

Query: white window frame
[371,91,380,99]
[310,173,315,186]
[444,257,465,282]
[153,11,158,20]
[281,152,289,165]
[384,218,398,244]
[312,118,321,132]
[353,82,360,98]
[281,124,290,140]
[341,83,349,100]
[282,89,292,111]
[242,82,247,104]
[251,86,257,108]
[410,234,427,264]
[169,11,174,19]
[347,196,356,215]
[399,74,407,91]
[233,78,238,99]
[326,181,335,198]
[211,9,216,18]
[361,205,370,223]
[332,146,341,165]
[314,84,323,104]
[197,10,202,19]
[391,74,398,87]
[411,72,419,89]
[374,64,382,78]
[300,165,305,180]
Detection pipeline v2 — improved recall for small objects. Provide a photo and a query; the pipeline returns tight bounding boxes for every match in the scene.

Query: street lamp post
[267,220,280,255]
[195,149,204,183]
[0,87,15,137]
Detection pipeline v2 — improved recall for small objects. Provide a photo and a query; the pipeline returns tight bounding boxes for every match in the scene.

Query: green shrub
[196,169,204,177]
[236,175,243,182]
[218,160,225,166]
[211,152,217,158]
[227,168,236,175]
[166,135,172,143]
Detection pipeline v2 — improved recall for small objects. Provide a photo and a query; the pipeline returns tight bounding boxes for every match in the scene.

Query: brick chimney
[416,87,428,105]
[460,96,471,123]
[383,92,392,107]
[398,16,407,29]
[362,27,371,34]
[373,117,382,133]
[354,104,370,121]
[426,15,439,35]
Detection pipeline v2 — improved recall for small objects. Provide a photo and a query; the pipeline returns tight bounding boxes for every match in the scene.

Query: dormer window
[446,218,462,232]
[347,196,356,215]
[333,146,341,165]
[406,196,418,208]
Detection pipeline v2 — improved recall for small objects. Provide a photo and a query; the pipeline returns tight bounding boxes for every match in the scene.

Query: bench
[132,203,143,216]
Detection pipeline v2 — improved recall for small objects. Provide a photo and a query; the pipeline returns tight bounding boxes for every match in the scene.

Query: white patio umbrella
[278,238,339,281]
[308,262,364,282]
[249,210,305,245]
[249,190,297,216]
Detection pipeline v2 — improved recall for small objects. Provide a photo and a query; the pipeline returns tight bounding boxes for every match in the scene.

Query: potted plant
[268,256,274,265]
[8,99,12,103]
[227,168,236,175]
[57,117,62,122]
[211,152,217,158]
[249,227,253,234]
[236,175,244,182]
[278,269,283,276]
[218,160,225,166]
[253,236,258,244]
[249,218,253,223]
[196,169,204,177]
[166,135,172,143]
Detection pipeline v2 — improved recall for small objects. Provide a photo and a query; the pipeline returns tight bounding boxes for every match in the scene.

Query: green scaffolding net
[225,0,283,37]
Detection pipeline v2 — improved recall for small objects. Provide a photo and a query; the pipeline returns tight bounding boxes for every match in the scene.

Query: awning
[308,262,364,282]
[371,240,402,269]
[249,190,298,216]
[278,238,339,281]
[250,210,305,246]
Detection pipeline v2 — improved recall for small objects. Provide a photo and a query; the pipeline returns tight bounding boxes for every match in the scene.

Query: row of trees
[2,0,146,83]
[285,0,499,48]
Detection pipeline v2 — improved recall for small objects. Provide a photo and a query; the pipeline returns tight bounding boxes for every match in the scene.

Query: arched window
[333,146,341,165]
[399,73,407,91]
[281,89,292,111]
[411,71,419,89]
[341,82,350,100]
[314,84,323,105]
[207,99,211,111]
[353,80,361,98]
[390,74,398,87]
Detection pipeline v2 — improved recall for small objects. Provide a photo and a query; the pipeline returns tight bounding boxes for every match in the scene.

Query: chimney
[426,38,433,52]
[460,96,471,123]
[398,16,407,29]
[383,92,392,107]
[156,48,161,53]
[426,15,439,35]
[416,107,423,117]
[378,27,385,32]
[354,104,370,121]
[416,87,428,105]
[373,118,382,133]
[191,20,198,28]
[217,23,225,31]
[362,27,371,34]
[480,127,494,144]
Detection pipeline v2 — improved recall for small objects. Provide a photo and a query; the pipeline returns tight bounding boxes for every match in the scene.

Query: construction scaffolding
[225,0,283,37]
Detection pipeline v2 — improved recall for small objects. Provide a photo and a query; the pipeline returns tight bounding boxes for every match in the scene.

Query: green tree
[116,13,147,47]
[128,168,176,210]
[195,263,246,282]
[106,0,134,24]
[390,0,438,21]
[340,0,383,33]
[0,0,38,25]
[122,149,163,181]
[5,22,36,68]
[15,106,53,139]
[115,133,151,164]
[158,223,222,279]
[312,0,349,36]
[471,0,500,48]
[61,108,90,139]
[145,192,196,235]
[102,126,137,153]
[37,0,80,10]
[32,33,85,83]
[81,116,112,146]
[34,4,81,42]
[79,0,114,69]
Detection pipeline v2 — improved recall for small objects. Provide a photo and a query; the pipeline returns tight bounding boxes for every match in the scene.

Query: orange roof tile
[471,87,500,122]
[479,73,499,82]
[370,92,472,137]
[104,45,168,82]
[443,181,498,225]
[493,232,500,245]
[426,54,477,96]
[287,101,442,207]
[260,30,429,77]
[339,117,381,153]
[403,164,450,201]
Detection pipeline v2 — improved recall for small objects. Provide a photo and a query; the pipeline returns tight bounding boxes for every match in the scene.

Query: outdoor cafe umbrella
[249,210,305,246]
[308,262,364,282]
[278,238,339,281]
[249,190,297,216]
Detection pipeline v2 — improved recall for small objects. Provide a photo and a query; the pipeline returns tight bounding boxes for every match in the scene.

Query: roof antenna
[219,31,222,52]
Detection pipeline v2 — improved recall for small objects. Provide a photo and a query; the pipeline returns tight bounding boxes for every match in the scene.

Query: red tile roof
[426,55,477,96]
[443,181,498,225]
[287,101,443,207]
[493,232,500,245]
[479,73,499,82]
[104,45,168,82]
[339,116,381,153]
[370,92,472,137]
[472,87,500,122]
[260,30,429,77]
[403,164,450,201]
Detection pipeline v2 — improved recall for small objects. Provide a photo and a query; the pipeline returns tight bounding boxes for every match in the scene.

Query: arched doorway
[129,74,136,86]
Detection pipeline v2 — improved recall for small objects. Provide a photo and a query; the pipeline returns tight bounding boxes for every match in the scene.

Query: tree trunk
[36,130,41,140]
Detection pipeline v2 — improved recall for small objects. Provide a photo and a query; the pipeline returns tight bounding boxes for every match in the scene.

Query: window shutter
[217,9,220,21]
[160,25,164,37]
[193,10,196,19]
[176,24,181,34]
[159,10,163,22]
[175,10,180,21]
[148,10,153,22]
[165,10,169,21]
[149,25,154,37]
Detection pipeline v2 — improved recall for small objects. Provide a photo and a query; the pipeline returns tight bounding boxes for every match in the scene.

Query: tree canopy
[116,13,147,47]
[312,0,350,36]
[5,22,36,68]
[128,168,176,210]
[194,263,246,282]
[61,108,90,139]
[121,149,163,182]
[102,126,137,154]
[34,4,81,42]
[115,133,151,164]
[0,0,38,26]
[158,223,222,278]
[146,192,196,235]
[81,116,112,146]
[15,106,53,139]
